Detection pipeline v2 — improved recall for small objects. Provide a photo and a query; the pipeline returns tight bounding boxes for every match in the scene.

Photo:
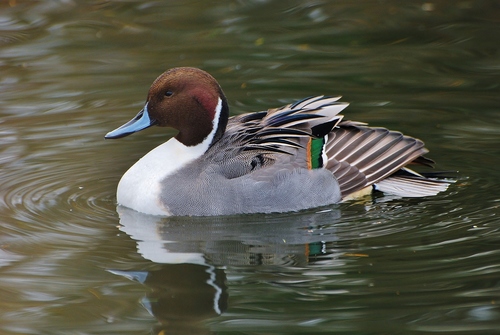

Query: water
[0,1,499,334]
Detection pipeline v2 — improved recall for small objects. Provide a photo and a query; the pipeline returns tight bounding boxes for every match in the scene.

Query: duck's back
[158,96,449,216]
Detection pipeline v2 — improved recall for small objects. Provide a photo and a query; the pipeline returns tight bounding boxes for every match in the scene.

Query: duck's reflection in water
[111,206,343,334]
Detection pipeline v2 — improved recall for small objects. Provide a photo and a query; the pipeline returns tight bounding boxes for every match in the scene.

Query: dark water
[1,1,499,334]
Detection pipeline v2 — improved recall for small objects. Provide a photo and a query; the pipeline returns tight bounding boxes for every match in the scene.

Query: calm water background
[1,1,499,334]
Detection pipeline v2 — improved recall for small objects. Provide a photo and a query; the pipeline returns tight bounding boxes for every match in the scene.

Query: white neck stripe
[199,97,222,150]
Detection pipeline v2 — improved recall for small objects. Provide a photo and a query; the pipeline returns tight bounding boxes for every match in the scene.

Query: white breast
[116,137,207,216]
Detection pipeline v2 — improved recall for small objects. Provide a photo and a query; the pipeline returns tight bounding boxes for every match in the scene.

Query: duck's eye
[165,91,173,97]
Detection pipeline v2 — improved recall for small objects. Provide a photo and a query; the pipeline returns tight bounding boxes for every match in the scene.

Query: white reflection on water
[115,205,343,266]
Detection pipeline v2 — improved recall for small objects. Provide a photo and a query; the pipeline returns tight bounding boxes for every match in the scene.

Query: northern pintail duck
[105,67,450,216]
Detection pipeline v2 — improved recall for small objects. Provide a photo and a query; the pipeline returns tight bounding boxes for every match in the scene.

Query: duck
[105,67,450,216]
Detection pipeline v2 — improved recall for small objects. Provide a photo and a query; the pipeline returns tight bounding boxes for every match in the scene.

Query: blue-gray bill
[105,103,156,139]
